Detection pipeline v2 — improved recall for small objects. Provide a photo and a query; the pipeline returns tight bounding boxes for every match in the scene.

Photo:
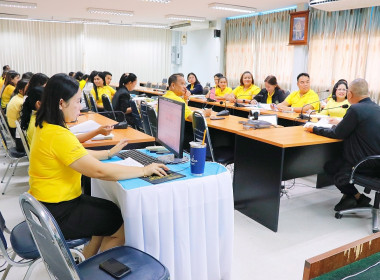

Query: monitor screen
[157,97,185,159]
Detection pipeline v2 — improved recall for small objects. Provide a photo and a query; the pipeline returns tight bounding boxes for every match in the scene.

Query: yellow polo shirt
[6,93,24,128]
[319,99,350,118]
[1,85,15,109]
[79,80,86,90]
[90,85,116,107]
[215,87,232,97]
[29,122,88,203]
[285,89,320,111]
[162,90,193,120]
[232,84,261,100]
[0,77,4,90]
[27,112,37,146]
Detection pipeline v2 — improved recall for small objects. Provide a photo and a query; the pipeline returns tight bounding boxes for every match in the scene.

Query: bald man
[306,79,380,211]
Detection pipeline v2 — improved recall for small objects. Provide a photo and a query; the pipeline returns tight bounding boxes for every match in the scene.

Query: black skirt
[42,194,123,240]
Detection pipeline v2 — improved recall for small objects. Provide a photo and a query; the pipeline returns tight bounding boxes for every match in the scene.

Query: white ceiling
[0,0,302,25]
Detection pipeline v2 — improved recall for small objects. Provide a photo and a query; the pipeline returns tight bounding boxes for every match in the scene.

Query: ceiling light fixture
[165,14,206,22]
[141,0,171,3]
[0,12,27,19]
[133,22,169,29]
[87,8,134,16]
[0,0,36,9]
[208,3,256,13]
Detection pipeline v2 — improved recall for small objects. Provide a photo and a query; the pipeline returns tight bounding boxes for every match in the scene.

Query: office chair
[159,84,167,90]
[0,211,88,280]
[152,83,159,89]
[88,94,98,113]
[335,155,380,233]
[202,87,209,95]
[15,120,30,159]
[140,101,153,136]
[101,94,116,120]
[205,82,211,87]
[83,92,90,110]
[0,109,15,147]
[162,78,167,84]
[146,82,152,88]
[0,129,27,195]
[130,100,144,131]
[191,111,234,165]
[146,105,157,138]
[284,90,290,98]
[19,193,170,280]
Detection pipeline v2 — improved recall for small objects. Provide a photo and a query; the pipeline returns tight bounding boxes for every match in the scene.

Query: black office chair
[140,101,153,136]
[162,78,167,84]
[202,87,209,95]
[83,92,90,110]
[146,105,157,138]
[88,94,98,113]
[101,94,116,120]
[335,155,380,233]
[130,100,144,131]
[191,111,234,165]
[159,84,167,90]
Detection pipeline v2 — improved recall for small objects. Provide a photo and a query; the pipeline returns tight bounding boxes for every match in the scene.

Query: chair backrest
[206,82,211,87]
[83,92,90,109]
[140,101,153,136]
[146,82,152,88]
[0,211,8,250]
[162,78,167,84]
[101,94,116,120]
[19,193,81,280]
[15,120,30,159]
[130,100,144,131]
[146,105,158,138]
[202,88,209,95]
[88,94,98,113]
[0,126,10,153]
[159,84,167,90]
[192,111,214,161]
[0,109,15,146]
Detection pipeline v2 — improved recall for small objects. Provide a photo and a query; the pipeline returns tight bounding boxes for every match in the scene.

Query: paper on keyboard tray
[113,158,144,167]
[70,120,100,134]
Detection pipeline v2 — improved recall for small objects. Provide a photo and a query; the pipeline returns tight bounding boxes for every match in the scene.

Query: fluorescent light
[141,0,171,3]
[310,0,338,5]
[208,3,256,13]
[227,5,297,20]
[87,8,134,16]
[165,14,206,22]
[133,22,169,29]
[0,13,27,19]
[0,1,36,9]
[70,18,110,24]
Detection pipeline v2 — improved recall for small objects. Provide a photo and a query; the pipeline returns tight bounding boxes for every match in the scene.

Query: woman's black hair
[11,79,28,98]
[74,71,84,81]
[20,86,43,131]
[264,75,281,90]
[68,72,75,77]
[331,80,348,101]
[89,70,98,83]
[22,72,33,80]
[1,70,20,94]
[25,73,49,96]
[187,72,200,85]
[92,72,106,101]
[36,74,79,129]
[239,71,254,86]
[214,73,223,79]
[118,73,137,90]
[81,74,89,81]
[103,71,112,77]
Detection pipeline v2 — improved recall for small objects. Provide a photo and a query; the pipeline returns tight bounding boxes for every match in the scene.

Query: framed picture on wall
[289,10,309,45]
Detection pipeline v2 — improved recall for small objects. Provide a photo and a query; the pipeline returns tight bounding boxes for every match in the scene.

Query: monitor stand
[157,154,189,164]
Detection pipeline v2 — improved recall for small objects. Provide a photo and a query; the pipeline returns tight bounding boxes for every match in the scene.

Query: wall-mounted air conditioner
[310,0,380,11]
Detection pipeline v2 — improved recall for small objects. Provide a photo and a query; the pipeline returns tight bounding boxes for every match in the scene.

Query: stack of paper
[70,120,100,134]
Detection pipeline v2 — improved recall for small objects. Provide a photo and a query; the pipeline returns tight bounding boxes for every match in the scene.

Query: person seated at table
[21,86,113,147]
[251,75,286,105]
[104,71,113,86]
[163,73,211,121]
[21,72,33,80]
[186,72,203,95]
[1,70,20,110]
[68,71,75,78]
[24,73,49,97]
[79,74,88,90]
[214,77,232,100]
[6,79,28,139]
[91,71,116,110]
[206,73,224,100]
[305,78,380,211]
[319,80,350,119]
[0,70,7,91]
[29,74,168,258]
[276,73,319,113]
[226,71,260,104]
[112,73,136,126]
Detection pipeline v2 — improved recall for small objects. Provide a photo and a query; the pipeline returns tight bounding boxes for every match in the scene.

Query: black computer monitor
[156,97,188,163]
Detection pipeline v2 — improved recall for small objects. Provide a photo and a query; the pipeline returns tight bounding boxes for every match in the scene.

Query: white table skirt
[92,168,234,280]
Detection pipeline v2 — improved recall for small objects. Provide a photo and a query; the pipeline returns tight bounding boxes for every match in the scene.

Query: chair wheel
[335,213,343,219]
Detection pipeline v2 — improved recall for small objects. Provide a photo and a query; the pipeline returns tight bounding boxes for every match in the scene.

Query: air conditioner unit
[170,21,191,30]
[169,20,210,31]
[310,0,380,11]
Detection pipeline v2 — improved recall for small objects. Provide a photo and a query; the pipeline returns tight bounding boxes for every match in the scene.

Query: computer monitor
[156,97,189,163]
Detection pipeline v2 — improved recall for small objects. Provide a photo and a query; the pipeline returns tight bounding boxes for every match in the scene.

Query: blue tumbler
[190,142,207,176]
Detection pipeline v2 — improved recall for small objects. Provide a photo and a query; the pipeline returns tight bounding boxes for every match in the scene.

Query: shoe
[356,194,372,208]
[334,195,357,211]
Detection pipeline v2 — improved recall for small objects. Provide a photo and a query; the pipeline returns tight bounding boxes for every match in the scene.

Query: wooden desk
[70,113,154,148]
[134,86,164,97]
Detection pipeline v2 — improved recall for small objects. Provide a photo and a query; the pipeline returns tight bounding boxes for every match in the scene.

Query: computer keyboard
[117,150,165,166]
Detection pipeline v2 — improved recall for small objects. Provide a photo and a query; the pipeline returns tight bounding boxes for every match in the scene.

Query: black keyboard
[117,150,164,166]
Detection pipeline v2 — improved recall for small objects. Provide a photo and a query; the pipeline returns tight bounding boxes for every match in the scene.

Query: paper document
[192,95,207,99]
[113,158,144,167]
[70,120,100,134]
[258,103,272,110]
[91,133,114,141]
[304,119,334,129]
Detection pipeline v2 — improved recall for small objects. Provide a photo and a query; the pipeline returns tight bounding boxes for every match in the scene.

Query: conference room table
[91,153,234,280]
[69,112,155,148]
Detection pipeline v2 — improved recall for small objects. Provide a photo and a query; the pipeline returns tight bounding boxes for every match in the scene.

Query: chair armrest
[350,155,380,184]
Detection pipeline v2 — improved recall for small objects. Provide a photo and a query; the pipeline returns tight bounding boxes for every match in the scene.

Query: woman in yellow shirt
[90,71,116,110]
[1,70,20,110]
[319,80,350,118]
[6,79,28,136]
[79,74,88,90]
[29,74,168,258]
[227,71,260,104]
[214,77,232,100]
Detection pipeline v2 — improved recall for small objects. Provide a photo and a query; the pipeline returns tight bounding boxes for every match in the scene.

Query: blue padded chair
[130,100,144,131]
[88,94,98,113]
[146,105,157,138]
[19,193,170,280]
[0,211,89,280]
[101,94,116,120]
[140,101,153,136]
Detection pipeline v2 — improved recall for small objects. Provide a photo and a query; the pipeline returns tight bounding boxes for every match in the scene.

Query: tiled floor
[0,153,375,279]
